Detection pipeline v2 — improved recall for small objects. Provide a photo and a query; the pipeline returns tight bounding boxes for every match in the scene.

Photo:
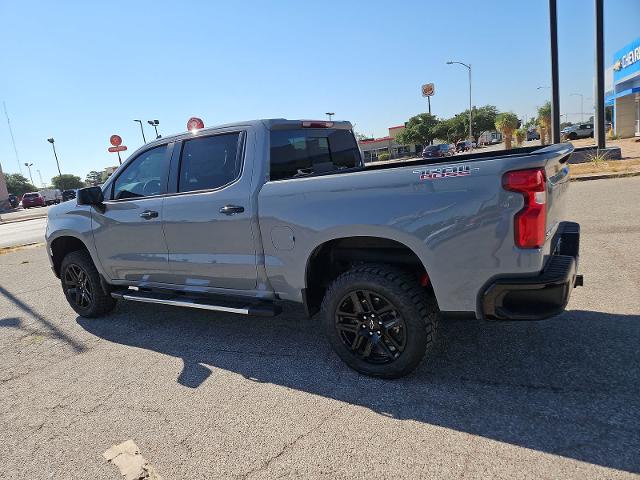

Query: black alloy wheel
[335,290,407,364]
[63,263,93,309]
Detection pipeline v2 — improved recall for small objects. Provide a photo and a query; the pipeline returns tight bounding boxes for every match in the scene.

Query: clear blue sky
[1,0,638,184]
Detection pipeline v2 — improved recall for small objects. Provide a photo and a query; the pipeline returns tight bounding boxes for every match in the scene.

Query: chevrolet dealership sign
[613,47,639,71]
[613,37,640,82]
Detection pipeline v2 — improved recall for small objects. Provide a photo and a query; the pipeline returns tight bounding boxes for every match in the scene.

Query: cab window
[178,133,242,193]
[112,145,168,200]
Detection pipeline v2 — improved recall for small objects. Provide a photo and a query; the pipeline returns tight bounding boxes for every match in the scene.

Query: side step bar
[111,290,281,317]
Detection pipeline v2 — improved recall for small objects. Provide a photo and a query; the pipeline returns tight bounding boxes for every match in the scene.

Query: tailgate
[537,144,573,248]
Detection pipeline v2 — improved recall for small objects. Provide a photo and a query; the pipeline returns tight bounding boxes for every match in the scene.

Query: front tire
[61,250,116,318]
[320,264,438,378]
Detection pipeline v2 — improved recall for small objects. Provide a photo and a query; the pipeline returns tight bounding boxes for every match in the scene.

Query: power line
[3,102,22,175]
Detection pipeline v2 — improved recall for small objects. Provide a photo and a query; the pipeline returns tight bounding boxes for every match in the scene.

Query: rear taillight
[301,121,334,128]
[503,168,546,248]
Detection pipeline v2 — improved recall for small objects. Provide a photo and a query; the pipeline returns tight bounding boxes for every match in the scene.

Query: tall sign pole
[594,0,605,149]
[549,0,561,143]
[108,135,128,165]
[421,83,435,115]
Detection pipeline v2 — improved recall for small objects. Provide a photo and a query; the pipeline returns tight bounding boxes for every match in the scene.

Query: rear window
[424,146,438,152]
[269,129,361,181]
[23,193,38,198]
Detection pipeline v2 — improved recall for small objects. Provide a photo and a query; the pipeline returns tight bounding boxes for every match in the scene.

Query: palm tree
[537,101,552,145]
[495,112,519,150]
[515,128,526,147]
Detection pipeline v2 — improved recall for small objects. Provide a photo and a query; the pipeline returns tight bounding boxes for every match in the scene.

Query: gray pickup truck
[46,119,582,378]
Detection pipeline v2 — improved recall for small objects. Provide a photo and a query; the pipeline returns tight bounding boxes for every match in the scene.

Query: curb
[0,214,48,225]
[570,170,640,182]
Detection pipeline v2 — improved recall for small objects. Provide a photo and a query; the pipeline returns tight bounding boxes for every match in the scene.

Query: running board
[111,290,280,317]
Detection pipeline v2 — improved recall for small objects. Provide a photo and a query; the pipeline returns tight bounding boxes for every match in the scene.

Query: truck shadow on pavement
[77,304,640,474]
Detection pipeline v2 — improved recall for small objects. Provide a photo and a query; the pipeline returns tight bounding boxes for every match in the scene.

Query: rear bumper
[481,221,582,320]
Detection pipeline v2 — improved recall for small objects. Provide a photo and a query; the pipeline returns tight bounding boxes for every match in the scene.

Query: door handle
[139,210,159,219]
[219,205,245,215]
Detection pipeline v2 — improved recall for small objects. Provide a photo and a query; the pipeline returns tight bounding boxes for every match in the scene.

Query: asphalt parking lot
[1,177,639,479]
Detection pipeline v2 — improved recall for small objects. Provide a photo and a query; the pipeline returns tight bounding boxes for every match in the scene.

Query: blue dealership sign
[613,37,640,83]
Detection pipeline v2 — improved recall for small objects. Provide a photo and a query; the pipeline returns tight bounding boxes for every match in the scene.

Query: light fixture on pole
[536,86,551,90]
[147,120,160,138]
[325,112,335,121]
[134,120,147,143]
[46,138,62,177]
[24,162,34,185]
[446,61,473,143]
[570,93,585,122]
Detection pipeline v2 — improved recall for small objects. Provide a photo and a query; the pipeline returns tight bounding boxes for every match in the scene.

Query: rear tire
[320,264,438,378]
[61,250,117,318]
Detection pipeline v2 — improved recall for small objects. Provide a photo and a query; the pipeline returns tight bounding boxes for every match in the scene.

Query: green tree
[394,113,440,146]
[52,174,84,191]
[495,112,520,150]
[85,170,103,186]
[433,115,466,143]
[4,173,36,197]
[354,132,372,141]
[462,105,499,144]
[537,101,552,145]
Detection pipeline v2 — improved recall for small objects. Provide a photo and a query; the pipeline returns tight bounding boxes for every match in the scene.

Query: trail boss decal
[413,165,478,180]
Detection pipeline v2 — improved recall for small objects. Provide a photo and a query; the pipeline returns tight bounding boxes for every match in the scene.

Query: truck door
[92,143,172,282]
[161,131,258,290]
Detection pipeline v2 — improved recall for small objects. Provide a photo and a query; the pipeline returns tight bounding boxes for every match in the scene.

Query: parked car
[39,188,62,205]
[8,194,19,208]
[21,192,46,208]
[455,140,472,153]
[46,118,582,379]
[422,143,454,158]
[526,129,540,141]
[62,189,77,202]
[562,123,594,140]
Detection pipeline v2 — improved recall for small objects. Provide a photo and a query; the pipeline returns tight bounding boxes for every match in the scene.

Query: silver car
[562,123,594,140]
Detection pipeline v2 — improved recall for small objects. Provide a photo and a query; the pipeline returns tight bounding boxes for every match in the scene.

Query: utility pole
[37,169,45,187]
[325,112,335,121]
[3,102,22,174]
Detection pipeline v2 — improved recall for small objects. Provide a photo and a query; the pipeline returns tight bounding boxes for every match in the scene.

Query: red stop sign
[110,135,122,146]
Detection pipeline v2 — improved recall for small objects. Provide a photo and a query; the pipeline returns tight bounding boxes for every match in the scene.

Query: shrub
[377,153,390,162]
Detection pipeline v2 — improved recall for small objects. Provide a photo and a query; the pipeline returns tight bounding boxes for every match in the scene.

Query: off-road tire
[61,250,117,318]
[320,264,438,378]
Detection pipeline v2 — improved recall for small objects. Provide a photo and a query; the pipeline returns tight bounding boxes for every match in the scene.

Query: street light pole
[46,138,62,177]
[134,120,147,143]
[325,112,335,121]
[447,61,473,144]
[147,120,160,139]
[571,93,585,122]
[24,163,34,185]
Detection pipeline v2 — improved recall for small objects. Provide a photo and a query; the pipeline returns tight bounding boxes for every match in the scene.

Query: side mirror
[77,186,104,206]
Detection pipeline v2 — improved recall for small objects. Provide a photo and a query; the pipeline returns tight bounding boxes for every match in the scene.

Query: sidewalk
[0,206,50,225]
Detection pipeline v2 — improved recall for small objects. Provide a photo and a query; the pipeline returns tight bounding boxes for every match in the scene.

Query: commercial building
[606,36,640,137]
[358,125,422,162]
